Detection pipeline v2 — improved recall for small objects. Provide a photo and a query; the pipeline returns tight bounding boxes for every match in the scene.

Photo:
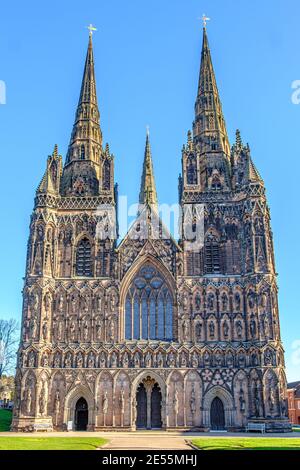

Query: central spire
[65,33,102,165]
[193,26,230,158]
[139,130,158,211]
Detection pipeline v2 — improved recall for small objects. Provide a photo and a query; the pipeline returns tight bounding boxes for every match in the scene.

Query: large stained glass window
[125,264,173,341]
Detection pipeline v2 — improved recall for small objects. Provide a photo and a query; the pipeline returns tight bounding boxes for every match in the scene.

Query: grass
[0,409,12,432]
[0,437,108,450]
[191,437,300,450]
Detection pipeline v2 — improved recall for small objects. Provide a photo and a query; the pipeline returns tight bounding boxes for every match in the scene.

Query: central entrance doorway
[210,397,225,430]
[136,379,162,429]
[75,397,88,431]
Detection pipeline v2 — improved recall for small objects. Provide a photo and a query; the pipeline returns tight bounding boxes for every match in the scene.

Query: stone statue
[108,319,115,342]
[195,322,202,341]
[207,294,214,311]
[191,352,198,368]
[77,353,83,368]
[28,352,35,367]
[221,293,228,311]
[168,352,176,367]
[100,352,106,368]
[235,293,241,311]
[209,321,215,338]
[54,354,60,368]
[31,292,39,312]
[239,388,246,413]
[120,388,125,415]
[236,320,243,338]
[88,354,95,368]
[30,316,38,340]
[102,391,108,425]
[54,390,60,422]
[58,294,64,313]
[44,292,51,316]
[190,384,196,419]
[122,352,129,368]
[65,353,72,368]
[195,293,201,310]
[41,353,48,367]
[70,295,77,314]
[96,295,102,312]
[250,317,256,338]
[26,387,32,415]
[145,352,152,368]
[110,352,117,368]
[96,318,102,340]
[173,389,179,425]
[223,320,229,338]
[83,320,89,341]
[181,352,187,367]
[182,321,189,341]
[157,352,164,368]
[42,321,48,340]
[69,321,76,341]
[39,385,46,416]
[254,383,261,417]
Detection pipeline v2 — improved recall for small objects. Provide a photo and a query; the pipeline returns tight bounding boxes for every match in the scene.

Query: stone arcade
[12,26,291,432]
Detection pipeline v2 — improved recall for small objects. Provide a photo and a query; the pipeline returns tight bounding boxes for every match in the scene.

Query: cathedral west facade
[12,26,291,432]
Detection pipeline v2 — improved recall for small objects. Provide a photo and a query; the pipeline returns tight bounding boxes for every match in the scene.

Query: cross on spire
[87,23,97,36]
[202,14,210,29]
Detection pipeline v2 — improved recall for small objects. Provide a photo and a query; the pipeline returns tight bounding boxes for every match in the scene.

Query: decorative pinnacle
[87,24,97,36]
[53,144,58,157]
[236,129,242,147]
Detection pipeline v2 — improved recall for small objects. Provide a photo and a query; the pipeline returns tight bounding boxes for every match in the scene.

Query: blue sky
[0,0,299,380]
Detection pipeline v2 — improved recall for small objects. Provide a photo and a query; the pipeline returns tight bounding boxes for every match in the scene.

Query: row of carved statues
[21,310,278,344]
[20,346,279,370]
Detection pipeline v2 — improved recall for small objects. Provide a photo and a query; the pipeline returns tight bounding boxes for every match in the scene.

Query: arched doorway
[136,383,147,429]
[135,380,162,429]
[210,397,225,430]
[151,383,162,429]
[75,397,88,431]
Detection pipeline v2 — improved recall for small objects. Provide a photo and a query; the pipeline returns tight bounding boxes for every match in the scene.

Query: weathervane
[202,14,210,29]
[87,24,97,36]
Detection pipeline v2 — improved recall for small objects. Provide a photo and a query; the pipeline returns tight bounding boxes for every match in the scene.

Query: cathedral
[12,25,291,432]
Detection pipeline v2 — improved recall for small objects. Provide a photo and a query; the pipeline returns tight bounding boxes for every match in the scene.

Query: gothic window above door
[125,264,173,341]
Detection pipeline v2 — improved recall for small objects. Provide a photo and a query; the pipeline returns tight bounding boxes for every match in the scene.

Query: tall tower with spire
[13,23,290,434]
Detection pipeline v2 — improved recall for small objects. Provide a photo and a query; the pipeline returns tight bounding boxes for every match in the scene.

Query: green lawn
[0,409,12,432]
[191,437,300,450]
[0,437,108,450]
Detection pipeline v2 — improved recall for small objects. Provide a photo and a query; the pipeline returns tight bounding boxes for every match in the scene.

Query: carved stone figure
[209,321,215,338]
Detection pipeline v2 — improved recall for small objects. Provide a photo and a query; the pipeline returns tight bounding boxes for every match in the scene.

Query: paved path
[102,434,190,450]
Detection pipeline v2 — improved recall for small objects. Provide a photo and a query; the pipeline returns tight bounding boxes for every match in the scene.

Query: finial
[236,129,242,147]
[87,24,97,36]
[202,14,210,29]
[146,125,150,137]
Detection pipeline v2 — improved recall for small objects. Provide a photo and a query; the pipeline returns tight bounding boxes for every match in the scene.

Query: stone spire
[65,33,102,165]
[193,27,230,158]
[139,130,158,211]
